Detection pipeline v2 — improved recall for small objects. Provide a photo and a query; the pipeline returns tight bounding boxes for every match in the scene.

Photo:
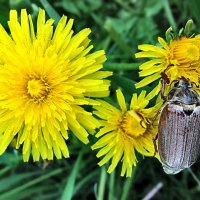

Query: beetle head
[167,79,200,105]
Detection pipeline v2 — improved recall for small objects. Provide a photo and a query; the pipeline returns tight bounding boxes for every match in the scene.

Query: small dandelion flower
[0,9,112,161]
[135,36,200,88]
[91,89,162,177]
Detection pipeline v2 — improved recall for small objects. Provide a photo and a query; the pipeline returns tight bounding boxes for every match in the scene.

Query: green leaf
[0,166,11,176]
[0,168,63,200]
[61,153,83,200]
[13,185,55,200]
[110,74,146,94]
[104,62,140,71]
[0,5,9,29]
[55,0,80,16]
[40,0,60,24]
[188,0,200,27]
[163,0,177,31]
[0,172,37,193]
[9,0,31,10]
[0,152,22,167]
[104,19,134,56]
[74,170,99,194]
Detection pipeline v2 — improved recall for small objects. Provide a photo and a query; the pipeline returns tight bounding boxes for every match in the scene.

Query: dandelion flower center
[27,78,50,100]
[135,35,200,89]
[92,90,161,177]
[170,38,199,66]
[120,110,146,138]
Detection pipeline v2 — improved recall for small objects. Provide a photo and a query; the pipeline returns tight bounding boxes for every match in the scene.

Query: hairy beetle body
[158,80,200,174]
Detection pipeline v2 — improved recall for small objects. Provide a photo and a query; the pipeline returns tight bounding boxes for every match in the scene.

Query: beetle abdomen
[158,104,200,174]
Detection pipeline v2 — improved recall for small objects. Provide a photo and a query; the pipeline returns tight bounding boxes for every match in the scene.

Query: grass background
[0,0,200,199]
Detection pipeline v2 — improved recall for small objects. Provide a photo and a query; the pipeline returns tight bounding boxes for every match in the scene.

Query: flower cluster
[1,9,198,178]
[91,21,200,177]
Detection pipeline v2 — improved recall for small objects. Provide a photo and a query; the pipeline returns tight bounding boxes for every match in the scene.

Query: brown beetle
[155,79,200,174]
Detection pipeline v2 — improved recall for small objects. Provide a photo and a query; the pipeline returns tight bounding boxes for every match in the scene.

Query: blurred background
[0,0,200,199]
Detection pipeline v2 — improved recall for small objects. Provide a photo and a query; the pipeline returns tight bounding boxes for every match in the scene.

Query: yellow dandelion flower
[135,36,200,88]
[0,9,112,161]
[91,89,162,177]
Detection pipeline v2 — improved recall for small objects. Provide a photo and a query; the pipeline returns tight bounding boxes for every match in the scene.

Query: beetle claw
[161,79,167,101]
[153,134,158,157]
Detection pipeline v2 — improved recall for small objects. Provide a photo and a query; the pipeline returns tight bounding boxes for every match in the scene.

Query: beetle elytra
[156,79,200,174]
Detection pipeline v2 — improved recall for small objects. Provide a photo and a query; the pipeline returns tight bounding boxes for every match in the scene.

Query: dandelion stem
[187,168,200,187]
[61,153,83,200]
[98,166,107,200]
[121,167,137,200]
[108,170,115,200]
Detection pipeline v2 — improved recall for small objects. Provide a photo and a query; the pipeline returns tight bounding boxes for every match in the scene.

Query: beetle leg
[160,71,170,101]
[161,78,167,101]
[152,110,161,126]
[161,71,170,84]
[153,134,158,157]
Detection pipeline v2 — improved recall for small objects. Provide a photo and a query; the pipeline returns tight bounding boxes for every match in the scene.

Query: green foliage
[1,0,200,199]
